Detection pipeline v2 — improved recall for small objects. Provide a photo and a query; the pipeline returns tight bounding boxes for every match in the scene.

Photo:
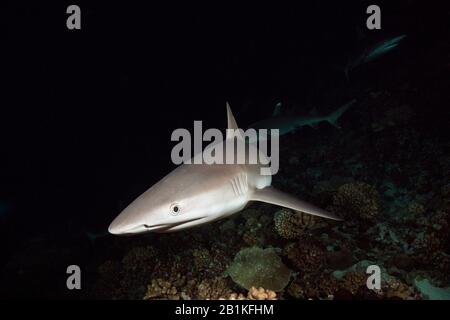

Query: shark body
[247,99,356,143]
[108,103,341,235]
[343,34,406,79]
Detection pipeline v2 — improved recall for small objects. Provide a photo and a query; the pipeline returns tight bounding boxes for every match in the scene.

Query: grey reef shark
[108,103,342,235]
[339,34,407,80]
[246,99,356,143]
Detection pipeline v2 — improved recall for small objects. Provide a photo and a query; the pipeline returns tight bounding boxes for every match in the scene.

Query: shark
[108,103,342,235]
[246,99,356,143]
[342,34,407,80]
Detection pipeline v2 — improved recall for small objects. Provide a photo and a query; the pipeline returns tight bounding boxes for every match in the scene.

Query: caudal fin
[326,99,356,129]
[250,186,343,221]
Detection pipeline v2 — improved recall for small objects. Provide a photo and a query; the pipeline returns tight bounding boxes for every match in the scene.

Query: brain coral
[329,182,379,221]
[274,208,327,239]
[226,247,292,292]
[285,237,326,272]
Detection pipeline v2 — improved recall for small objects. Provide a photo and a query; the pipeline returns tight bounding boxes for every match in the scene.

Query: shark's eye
[170,203,181,215]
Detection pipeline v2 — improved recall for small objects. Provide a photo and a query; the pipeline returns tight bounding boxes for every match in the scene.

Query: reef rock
[414,278,450,300]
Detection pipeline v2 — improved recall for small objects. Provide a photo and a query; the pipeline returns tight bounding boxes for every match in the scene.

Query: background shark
[246,99,356,143]
[340,34,407,80]
[108,104,341,235]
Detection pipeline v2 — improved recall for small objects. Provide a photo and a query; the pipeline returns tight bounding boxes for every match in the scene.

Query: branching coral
[247,287,277,300]
[222,287,277,300]
[143,278,179,300]
[195,277,233,300]
[144,276,235,300]
[143,274,205,300]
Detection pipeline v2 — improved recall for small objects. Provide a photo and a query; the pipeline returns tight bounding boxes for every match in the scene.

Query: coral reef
[143,278,180,300]
[328,182,379,221]
[371,104,414,132]
[274,208,327,239]
[71,59,450,300]
[408,202,426,216]
[340,272,370,295]
[247,287,277,300]
[192,248,212,270]
[239,207,274,247]
[222,287,277,300]
[195,277,233,300]
[91,260,124,299]
[285,237,326,273]
[326,248,354,270]
[287,274,338,299]
[120,246,158,299]
[385,278,414,299]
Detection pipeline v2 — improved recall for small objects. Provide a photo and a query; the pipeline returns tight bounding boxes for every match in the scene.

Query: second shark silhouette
[341,34,407,80]
[247,99,356,143]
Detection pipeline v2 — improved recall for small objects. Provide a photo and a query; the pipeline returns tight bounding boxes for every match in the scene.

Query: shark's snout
[107,218,138,235]
[108,207,175,235]
[108,219,166,235]
[108,210,148,235]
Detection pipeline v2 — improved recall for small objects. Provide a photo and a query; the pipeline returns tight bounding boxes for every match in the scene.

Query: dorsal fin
[273,102,282,116]
[226,102,243,140]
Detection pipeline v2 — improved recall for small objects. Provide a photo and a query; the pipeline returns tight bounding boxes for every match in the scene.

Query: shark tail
[326,99,356,129]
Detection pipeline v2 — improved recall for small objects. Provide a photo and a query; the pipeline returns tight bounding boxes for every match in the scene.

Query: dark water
[1,1,449,299]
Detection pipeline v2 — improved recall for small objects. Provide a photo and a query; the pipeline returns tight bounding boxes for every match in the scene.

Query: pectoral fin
[250,186,343,221]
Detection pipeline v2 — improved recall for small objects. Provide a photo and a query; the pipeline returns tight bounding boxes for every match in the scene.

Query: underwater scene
[1,1,450,302]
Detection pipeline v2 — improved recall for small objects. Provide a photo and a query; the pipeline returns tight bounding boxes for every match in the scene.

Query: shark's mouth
[144,216,205,233]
